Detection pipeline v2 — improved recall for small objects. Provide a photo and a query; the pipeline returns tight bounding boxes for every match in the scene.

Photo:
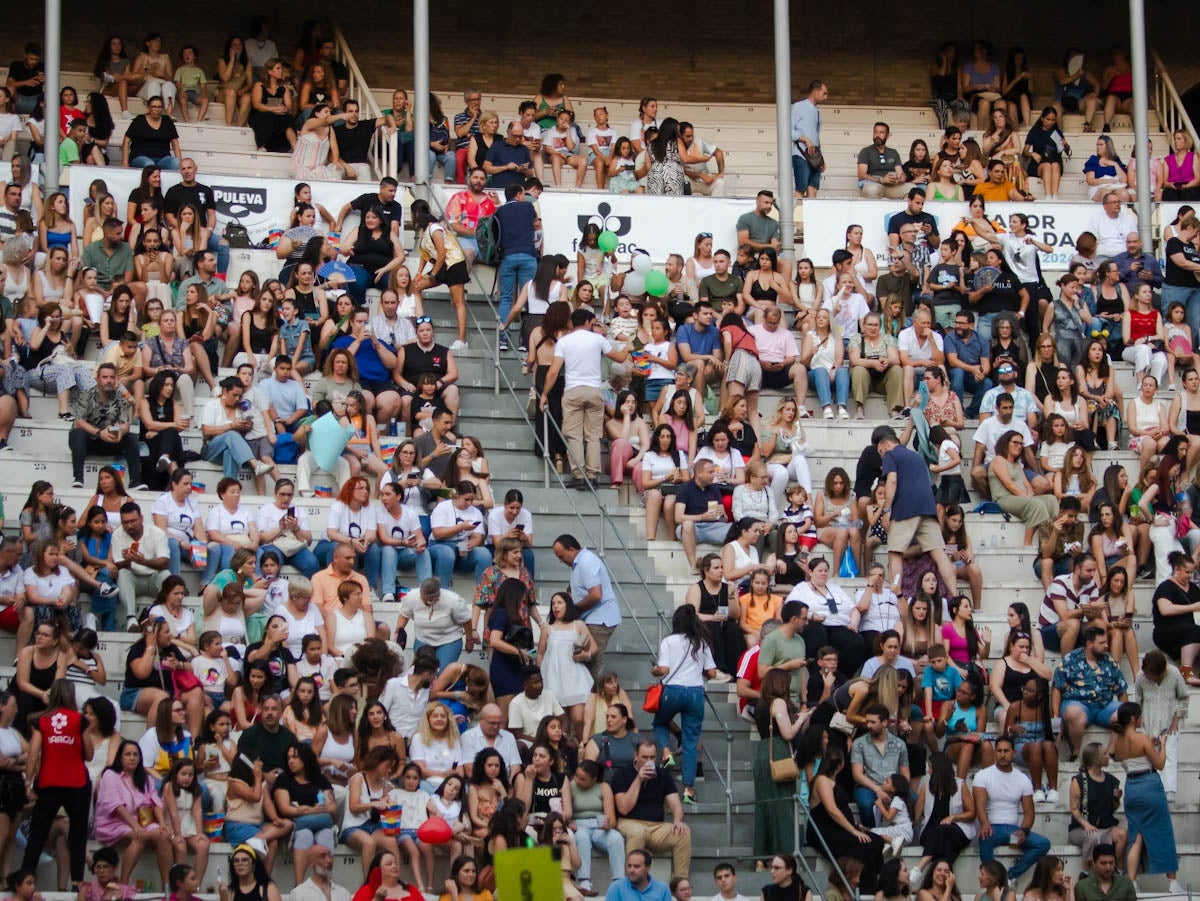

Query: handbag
[172,668,203,697]
[271,532,307,557]
[828,712,857,736]
[643,656,685,713]
[768,718,800,783]
[804,144,825,171]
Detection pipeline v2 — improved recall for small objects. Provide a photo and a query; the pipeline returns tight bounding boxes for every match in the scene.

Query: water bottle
[389,418,397,437]
[316,790,325,805]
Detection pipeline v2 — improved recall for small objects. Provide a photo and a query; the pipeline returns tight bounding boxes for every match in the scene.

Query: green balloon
[597,230,619,252]
[645,271,670,296]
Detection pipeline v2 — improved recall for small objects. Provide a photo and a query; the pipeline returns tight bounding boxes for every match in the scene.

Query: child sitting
[191,630,236,711]
[869,772,912,860]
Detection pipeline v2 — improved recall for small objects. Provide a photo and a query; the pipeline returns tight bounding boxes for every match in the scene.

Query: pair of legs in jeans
[978,822,1052,882]
[652,684,704,790]
[498,253,538,332]
[948,369,993,418]
[429,541,491,588]
[380,544,433,598]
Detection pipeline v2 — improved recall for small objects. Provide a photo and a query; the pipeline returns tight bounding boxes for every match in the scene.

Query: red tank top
[1129,308,1159,343]
[37,708,88,789]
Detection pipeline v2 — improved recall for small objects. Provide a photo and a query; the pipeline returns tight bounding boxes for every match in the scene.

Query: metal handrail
[726,790,848,895]
[415,186,739,832]
[1152,51,1200,152]
[331,21,398,180]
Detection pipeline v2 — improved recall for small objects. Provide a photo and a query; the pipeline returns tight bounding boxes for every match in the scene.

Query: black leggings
[22,780,91,883]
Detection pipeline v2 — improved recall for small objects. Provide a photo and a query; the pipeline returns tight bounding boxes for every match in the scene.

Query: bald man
[460,702,523,779]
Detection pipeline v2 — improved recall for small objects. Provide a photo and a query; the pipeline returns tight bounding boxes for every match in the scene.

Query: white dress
[540,626,593,706]
[289,130,342,181]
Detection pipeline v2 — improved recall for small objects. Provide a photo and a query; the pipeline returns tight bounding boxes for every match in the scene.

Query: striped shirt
[1039,573,1099,627]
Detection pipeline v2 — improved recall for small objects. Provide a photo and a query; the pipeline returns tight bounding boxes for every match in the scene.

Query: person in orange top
[310,541,372,615]
[737,568,783,646]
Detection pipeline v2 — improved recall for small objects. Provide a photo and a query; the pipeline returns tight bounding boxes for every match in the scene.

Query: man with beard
[858,122,908,198]
[445,167,498,264]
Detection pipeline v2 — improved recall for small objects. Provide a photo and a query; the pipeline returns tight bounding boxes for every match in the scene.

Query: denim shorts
[398,828,419,842]
[224,821,261,845]
[119,686,144,712]
[1061,698,1122,726]
[341,822,382,843]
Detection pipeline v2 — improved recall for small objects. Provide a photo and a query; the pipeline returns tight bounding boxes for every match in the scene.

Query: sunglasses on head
[415,316,432,325]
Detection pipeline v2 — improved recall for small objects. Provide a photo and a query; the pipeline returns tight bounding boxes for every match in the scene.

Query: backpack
[474,213,501,267]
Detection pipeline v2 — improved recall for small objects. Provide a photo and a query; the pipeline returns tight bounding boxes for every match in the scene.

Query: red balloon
[417,816,453,845]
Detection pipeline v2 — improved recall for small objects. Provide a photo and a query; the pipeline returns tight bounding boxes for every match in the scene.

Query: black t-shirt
[236,723,298,773]
[887,209,939,241]
[805,667,848,709]
[675,480,722,516]
[401,341,450,384]
[853,446,882,499]
[1165,237,1200,287]
[495,201,537,258]
[334,122,375,164]
[974,271,1021,314]
[163,182,216,222]
[124,639,188,691]
[275,770,332,807]
[125,115,180,160]
[1152,578,1200,635]
[609,763,678,822]
[244,641,297,696]
[350,193,404,234]
[7,60,43,98]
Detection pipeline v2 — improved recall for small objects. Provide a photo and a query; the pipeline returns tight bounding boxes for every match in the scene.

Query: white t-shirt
[974,416,1034,466]
[151,492,201,543]
[0,114,21,141]
[544,125,575,157]
[520,121,542,144]
[277,602,324,657]
[554,330,613,391]
[897,327,944,362]
[407,734,462,779]
[643,339,673,381]
[430,499,484,553]
[325,500,378,542]
[205,503,252,537]
[657,632,717,688]
[378,504,424,544]
[694,446,745,484]
[938,439,961,477]
[191,653,227,692]
[256,502,312,534]
[148,603,194,639]
[999,234,1041,284]
[23,565,75,601]
[486,506,533,542]
[642,450,688,481]
[973,764,1033,826]
[822,292,871,338]
[507,691,565,736]
[587,126,617,156]
[628,118,658,145]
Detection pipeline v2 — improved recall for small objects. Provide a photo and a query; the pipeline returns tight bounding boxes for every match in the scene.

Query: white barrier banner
[433,189,752,260]
[802,198,1175,272]
[69,165,369,243]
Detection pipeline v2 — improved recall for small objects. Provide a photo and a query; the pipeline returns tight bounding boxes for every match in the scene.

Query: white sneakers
[450,340,469,352]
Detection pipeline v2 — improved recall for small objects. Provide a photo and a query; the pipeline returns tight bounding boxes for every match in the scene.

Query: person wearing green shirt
[756,600,808,695]
[59,119,85,171]
[173,45,209,123]
[80,219,135,291]
[1072,843,1136,900]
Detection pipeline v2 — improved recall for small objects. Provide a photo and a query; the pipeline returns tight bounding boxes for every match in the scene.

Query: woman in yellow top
[738,568,783,646]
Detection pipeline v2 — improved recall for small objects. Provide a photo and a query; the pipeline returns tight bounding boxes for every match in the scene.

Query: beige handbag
[769,717,800,783]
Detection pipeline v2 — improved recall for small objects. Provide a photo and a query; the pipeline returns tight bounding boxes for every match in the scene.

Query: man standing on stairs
[541,308,630,489]
[553,534,621,679]
[874,426,957,597]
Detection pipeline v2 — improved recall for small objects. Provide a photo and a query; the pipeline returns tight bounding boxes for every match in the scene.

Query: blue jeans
[258,544,321,578]
[978,822,1052,881]
[430,149,457,181]
[131,154,180,170]
[380,544,433,595]
[810,366,849,408]
[948,369,993,417]
[203,432,253,479]
[414,638,463,671]
[314,540,381,592]
[791,152,821,192]
[203,543,236,584]
[166,537,186,577]
[429,540,492,588]
[853,785,880,828]
[574,818,626,883]
[207,230,229,276]
[974,313,996,345]
[1162,285,1200,350]
[652,684,705,787]
[498,253,538,326]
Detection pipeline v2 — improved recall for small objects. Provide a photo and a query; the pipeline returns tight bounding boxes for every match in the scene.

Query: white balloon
[623,272,646,295]
[632,254,653,273]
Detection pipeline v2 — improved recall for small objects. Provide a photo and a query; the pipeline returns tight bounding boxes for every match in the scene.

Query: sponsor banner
[803,198,1177,272]
[438,189,751,260]
[69,165,368,243]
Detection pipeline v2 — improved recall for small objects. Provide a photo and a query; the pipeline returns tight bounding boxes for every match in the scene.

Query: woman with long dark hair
[487,578,537,717]
[529,300,570,468]
[411,198,469,350]
[805,746,885,893]
[683,554,744,678]
[754,669,807,858]
[1112,702,1182,891]
[910,751,976,882]
[651,603,715,804]
[218,840,281,901]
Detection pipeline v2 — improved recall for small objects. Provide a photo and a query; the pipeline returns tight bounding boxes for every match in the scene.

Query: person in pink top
[93,739,174,886]
[941,594,992,682]
[749,305,809,418]
[445,167,498,264]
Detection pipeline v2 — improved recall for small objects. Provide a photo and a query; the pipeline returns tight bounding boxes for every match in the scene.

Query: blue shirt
[259,375,310,420]
[569,547,621,628]
[485,141,534,191]
[944,329,990,368]
[1114,250,1163,293]
[605,879,671,901]
[790,98,821,153]
[675,322,719,358]
[278,319,312,360]
[1053,648,1127,706]
[921,664,963,701]
[330,334,396,385]
[881,444,937,520]
[494,199,538,257]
